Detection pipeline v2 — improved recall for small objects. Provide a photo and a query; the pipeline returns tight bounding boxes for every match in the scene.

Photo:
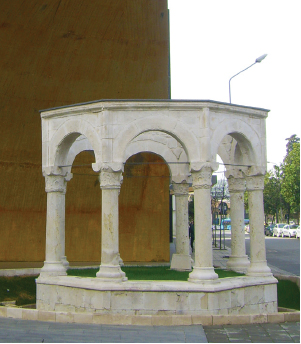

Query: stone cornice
[40,100,269,120]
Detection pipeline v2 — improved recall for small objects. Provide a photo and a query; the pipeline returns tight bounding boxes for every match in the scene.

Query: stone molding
[0,304,299,326]
[246,175,265,191]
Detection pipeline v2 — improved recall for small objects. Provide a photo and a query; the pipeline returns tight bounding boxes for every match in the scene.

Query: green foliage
[263,135,300,222]
[188,196,194,221]
[263,168,282,222]
[281,142,300,215]
[244,190,249,214]
[285,134,300,155]
[0,275,38,306]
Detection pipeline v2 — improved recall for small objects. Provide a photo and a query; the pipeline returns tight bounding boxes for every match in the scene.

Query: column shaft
[96,169,127,281]
[227,178,250,272]
[170,183,191,270]
[246,176,272,276]
[189,167,218,281]
[40,174,68,276]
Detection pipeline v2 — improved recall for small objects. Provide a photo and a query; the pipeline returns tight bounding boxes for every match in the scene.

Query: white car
[282,224,298,238]
[296,226,300,239]
[273,223,286,237]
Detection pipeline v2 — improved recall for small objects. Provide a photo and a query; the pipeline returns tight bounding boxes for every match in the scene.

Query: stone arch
[211,119,263,170]
[113,115,201,165]
[65,135,94,168]
[124,132,190,183]
[47,118,102,169]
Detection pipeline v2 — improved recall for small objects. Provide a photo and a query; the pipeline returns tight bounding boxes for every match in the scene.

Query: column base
[39,261,67,277]
[170,254,192,271]
[96,264,128,282]
[188,267,218,282]
[118,254,124,267]
[247,260,272,277]
[226,255,250,273]
[61,256,69,268]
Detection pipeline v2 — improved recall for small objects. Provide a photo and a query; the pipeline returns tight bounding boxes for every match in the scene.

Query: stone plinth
[36,275,278,316]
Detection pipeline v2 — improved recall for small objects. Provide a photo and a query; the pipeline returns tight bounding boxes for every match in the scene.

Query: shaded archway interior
[120,152,170,263]
[65,151,170,265]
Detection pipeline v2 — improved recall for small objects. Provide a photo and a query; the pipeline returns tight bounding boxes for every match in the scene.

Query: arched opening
[65,150,101,265]
[216,133,256,170]
[119,152,170,263]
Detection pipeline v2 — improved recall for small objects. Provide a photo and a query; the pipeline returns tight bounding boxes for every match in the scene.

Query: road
[224,233,300,276]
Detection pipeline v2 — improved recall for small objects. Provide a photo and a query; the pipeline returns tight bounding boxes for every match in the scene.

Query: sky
[168,0,301,173]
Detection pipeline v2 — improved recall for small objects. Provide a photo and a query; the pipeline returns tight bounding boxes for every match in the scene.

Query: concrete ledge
[0,268,41,277]
[0,305,299,326]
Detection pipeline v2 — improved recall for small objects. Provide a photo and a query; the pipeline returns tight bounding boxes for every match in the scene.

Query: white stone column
[40,173,70,276]
[226,177,250,273]
[96,168,127,281]
[246,175,272,276]
[189,167,218,282]
[170,183,192,270]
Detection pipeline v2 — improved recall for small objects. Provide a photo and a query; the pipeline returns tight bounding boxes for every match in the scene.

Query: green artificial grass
[67,266,245,280]
[0,268,300,311]
[277,279,300,310]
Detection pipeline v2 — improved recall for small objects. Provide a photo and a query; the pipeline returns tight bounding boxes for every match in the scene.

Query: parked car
[273,223,286,237]
[296,226,300,239]
[282,224,298,238]
[264,225,273,236]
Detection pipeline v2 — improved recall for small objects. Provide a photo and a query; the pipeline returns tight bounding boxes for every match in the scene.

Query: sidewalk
[0,316,299,343]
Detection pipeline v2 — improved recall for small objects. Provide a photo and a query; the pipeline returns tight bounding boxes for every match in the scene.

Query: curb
[0,305,299,326]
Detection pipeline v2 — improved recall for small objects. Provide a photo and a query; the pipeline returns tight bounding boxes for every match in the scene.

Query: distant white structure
[37,100,277,316]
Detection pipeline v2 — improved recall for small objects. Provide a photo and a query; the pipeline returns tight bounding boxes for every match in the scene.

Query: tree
[285,134,300,155]
[281,141,300,221]
[263,168,282,223]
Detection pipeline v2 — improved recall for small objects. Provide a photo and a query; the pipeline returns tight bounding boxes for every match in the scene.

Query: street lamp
[229,54,267,103]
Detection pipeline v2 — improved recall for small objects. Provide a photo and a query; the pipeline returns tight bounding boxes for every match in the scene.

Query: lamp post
[229,54,267,103]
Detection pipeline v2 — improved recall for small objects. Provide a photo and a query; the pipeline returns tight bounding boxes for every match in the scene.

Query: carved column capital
[228,177,246,193]
[99,169,123,190]
[191,167,212,190]
[246,175,264,191]
[172,182,189,196]
[44,173,73,194]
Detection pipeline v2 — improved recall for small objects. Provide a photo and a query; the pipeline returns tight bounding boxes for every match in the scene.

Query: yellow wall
[0,0,169,266]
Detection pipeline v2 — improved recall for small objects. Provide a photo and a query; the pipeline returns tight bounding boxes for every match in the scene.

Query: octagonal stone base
[36,275,278,316]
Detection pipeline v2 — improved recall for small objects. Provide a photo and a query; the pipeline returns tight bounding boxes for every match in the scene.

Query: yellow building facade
[0,0,170,268]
